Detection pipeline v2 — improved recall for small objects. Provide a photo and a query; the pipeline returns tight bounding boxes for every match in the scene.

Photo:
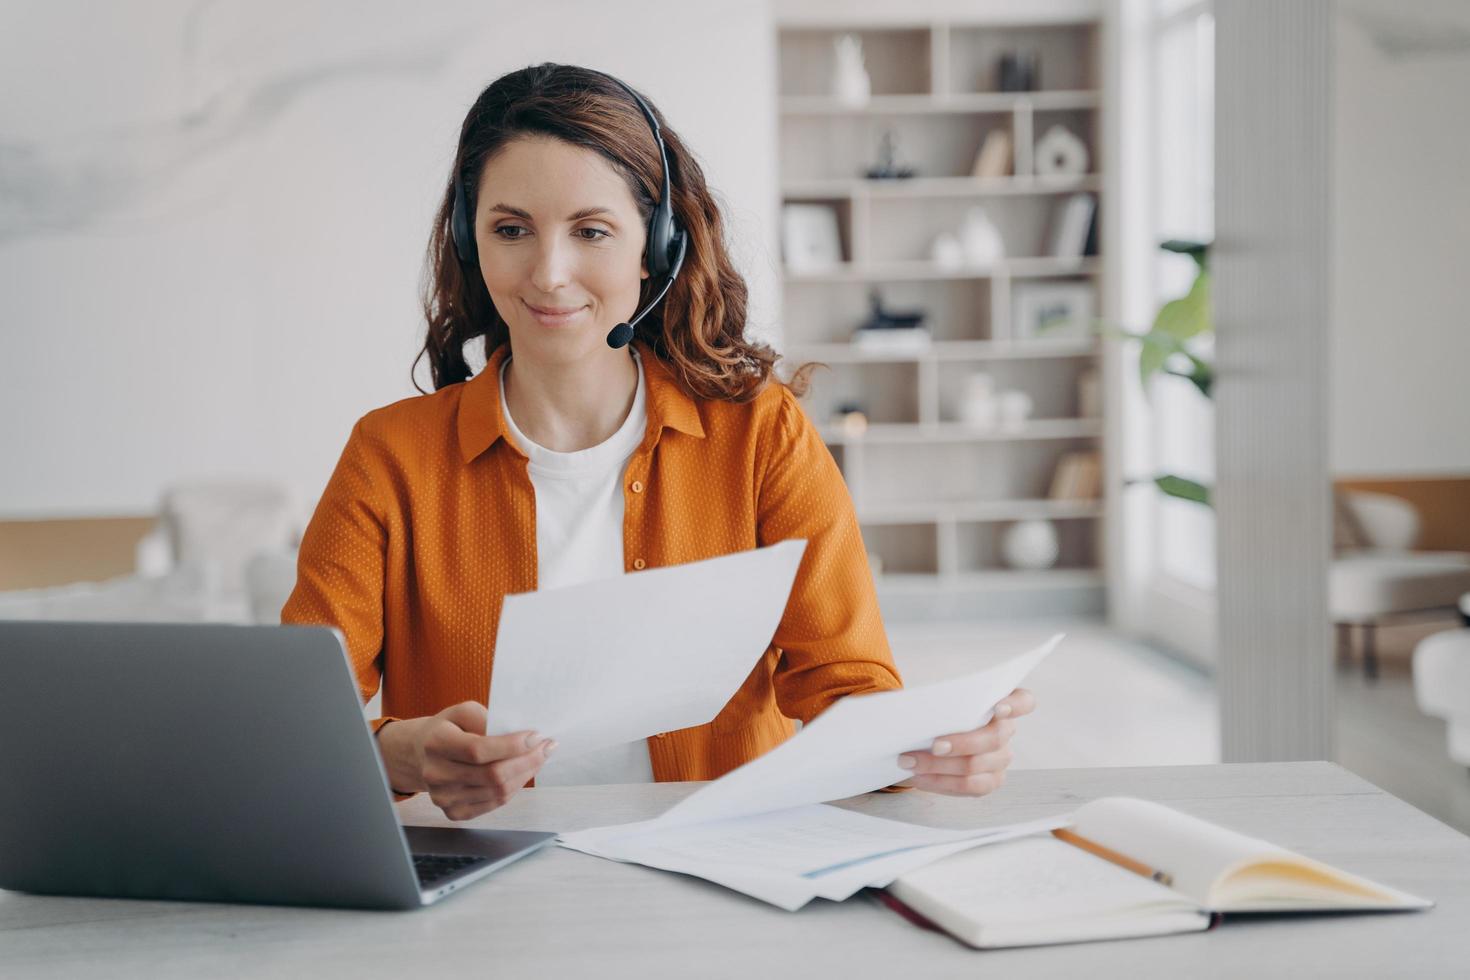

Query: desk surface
[4,762,1469,979]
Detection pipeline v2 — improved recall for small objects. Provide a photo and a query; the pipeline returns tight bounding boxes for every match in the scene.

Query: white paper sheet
[485,540,807,758]
[560,803,1068,911]
[646,635,1061,830]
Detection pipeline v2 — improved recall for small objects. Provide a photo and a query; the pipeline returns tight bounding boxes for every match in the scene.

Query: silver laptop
[0,621,555,910]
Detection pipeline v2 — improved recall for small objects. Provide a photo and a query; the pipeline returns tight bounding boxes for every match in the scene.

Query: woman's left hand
[897,688,1036,796]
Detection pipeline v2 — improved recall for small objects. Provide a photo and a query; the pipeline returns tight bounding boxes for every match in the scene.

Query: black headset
[449,70,689,350]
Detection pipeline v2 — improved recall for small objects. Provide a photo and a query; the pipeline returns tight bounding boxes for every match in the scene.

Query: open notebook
[885,797,1432,950]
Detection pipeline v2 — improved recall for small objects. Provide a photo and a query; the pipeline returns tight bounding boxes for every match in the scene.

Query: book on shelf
[882,796,1431,950]
[1046,192,1096,260]
[1048,450,1102,500]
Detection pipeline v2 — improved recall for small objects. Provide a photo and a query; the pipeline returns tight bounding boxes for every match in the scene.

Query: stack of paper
[559,636,1062,910]
[563,804,1066,911]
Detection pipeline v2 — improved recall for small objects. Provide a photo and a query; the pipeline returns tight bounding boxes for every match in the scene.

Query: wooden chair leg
[1335,623,1352,665]
[1362,622,1378,681]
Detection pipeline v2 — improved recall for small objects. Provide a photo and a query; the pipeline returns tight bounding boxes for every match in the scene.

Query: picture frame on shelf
[782,203,844,272]
[1012,282,1095,341]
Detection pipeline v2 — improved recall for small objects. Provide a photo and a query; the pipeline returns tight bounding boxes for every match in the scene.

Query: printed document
[485,539,806,758]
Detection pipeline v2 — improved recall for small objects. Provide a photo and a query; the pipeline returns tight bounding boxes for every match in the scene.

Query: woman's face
[472,135,650,364]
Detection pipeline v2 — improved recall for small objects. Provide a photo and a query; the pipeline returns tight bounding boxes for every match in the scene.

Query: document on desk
[486,539,807,759]
[564,804,1067,911]
[559,635,1062,910]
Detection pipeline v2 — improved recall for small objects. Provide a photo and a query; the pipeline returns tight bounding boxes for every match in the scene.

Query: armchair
[1331,490,1470,678]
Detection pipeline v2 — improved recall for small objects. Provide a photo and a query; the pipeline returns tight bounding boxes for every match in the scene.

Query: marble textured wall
[0,0,778,518]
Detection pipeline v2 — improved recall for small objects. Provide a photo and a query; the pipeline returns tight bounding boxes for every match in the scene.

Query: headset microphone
[606,323,635,349]
[607,232,687,349]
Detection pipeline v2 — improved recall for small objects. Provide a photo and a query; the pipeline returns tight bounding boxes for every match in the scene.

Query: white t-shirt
[499,352,655,785]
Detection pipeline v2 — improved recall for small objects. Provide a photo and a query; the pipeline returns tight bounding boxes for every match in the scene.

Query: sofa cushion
[1330,551,1470,620]
[162,482,296,597]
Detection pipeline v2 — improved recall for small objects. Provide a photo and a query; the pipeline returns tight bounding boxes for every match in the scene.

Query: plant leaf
[1155,474,1212,507]
[1152,270,1211,342]
[1183,353,1214,399]
[1138,332,1181,389]
[1161,239,1210,272]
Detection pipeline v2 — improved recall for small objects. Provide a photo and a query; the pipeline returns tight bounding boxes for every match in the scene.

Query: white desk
[4,763,1468,978]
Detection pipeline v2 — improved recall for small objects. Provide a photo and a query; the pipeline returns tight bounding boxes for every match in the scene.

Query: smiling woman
[414,64,778,403]
[280,64,1034,821]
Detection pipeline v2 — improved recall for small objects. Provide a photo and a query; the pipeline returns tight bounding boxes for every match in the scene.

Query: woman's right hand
[375,701,556,821]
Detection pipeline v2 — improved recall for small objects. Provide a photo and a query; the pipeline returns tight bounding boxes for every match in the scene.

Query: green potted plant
[1114,238,1213,506]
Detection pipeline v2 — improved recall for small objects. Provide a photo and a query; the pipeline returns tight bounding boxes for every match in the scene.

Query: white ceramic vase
[1002,519,1060,570]
[959,207,1006,265]
[930,232,964,270]
[832,35,871,107]
[998,389,1033,431]
[959,372,998,429]
[1034,125,1089,177]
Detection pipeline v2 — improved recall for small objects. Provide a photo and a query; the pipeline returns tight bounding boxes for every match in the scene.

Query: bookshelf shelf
[790,339,1099,364]
[858,498,1104,525]
[785,257,1099,284]
[779,90,1102,115]
[877,568,1106,594]
[821,419,1102,444]
[783,174,1102,200]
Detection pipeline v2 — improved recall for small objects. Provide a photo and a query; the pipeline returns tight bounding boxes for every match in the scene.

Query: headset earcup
[645,203,673,279]
[451,174,476,266]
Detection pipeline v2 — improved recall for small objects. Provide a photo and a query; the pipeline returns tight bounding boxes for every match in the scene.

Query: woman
[282,64,1034,821]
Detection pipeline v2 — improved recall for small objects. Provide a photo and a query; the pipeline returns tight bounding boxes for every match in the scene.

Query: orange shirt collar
[456,339,704,464]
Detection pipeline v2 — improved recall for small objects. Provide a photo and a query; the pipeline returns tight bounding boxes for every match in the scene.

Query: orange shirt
[281,340,902,781]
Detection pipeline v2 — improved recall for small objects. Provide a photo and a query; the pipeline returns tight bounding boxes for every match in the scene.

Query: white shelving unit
[776,15,1108,615]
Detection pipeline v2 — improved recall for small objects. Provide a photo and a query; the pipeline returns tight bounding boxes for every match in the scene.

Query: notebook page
[1072,797,1281,906]
[889,835,1206,946]
[1072,797,1431,911]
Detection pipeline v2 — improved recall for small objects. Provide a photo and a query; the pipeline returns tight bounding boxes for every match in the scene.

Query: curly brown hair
[414,63,812,401]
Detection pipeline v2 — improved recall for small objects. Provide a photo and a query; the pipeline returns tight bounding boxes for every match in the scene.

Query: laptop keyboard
[412,853,487,888]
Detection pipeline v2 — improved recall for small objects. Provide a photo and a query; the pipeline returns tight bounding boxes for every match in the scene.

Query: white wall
[1332,5,1470,476]
[0,0,778,519]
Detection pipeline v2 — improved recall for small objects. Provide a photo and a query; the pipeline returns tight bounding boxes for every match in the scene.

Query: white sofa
[0,481,302,625]
[1332,490,1470,678]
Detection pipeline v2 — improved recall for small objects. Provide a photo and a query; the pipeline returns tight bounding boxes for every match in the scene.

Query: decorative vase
[930,231,964,270]
[959,372,998,429]
[998,389,1033,431]
[832,35,871,107]
[1034,125,1089,178]
[959,207,1006,266]
[997,50,1038,92]
[1002,519,1060,571]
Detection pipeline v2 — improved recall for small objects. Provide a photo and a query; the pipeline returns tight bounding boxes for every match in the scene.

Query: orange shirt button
[655,732,668,739]
[632,558,646,570]
[631,480,644,493]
